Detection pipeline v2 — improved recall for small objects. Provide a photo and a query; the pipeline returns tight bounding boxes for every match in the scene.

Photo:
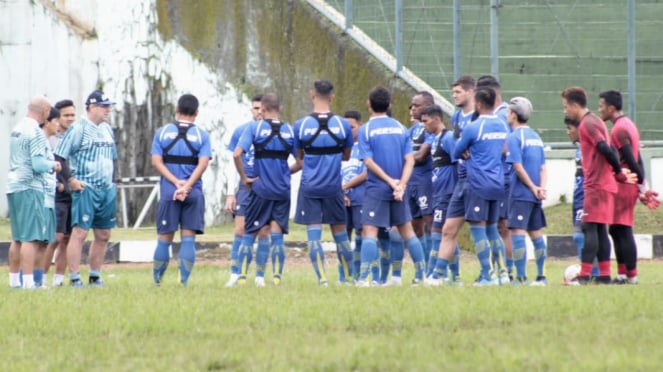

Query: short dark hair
[261,93,280,112]
[561,86,587,108]
[421,104,444,120]
[599,90,623,111]
[452,75,476,91]
[177,94,199,116]
[314,80,334,97]
[416,91,435,106]
[54,99,74,110]
[251,94,264,103]
[476,75,501,90]
[564,116,580,127]
[369,86,391,113]
[344,110,362,122]
[47,107,60,121]
[475,87,496,110]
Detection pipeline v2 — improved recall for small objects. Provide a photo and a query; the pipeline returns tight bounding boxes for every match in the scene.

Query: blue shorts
[55,201,72,235]
[498,181,509,220]
[156,193,206,235]
[432,193,453,229]
[244,190,290,234]
[361,194,412,228]
[346,205,363,234]
[446,178,468,219]
[407,180,433,218]
[7,190,47,242]
[71,185,117,230]
[464,193,500,224]
[572,178,584,228]
[234,184,250,217]
[507,200,547,231]
[294,192,346,225]
[45,207,56,243]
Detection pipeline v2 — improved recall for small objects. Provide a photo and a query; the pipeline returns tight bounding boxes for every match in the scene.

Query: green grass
[1,260,663,370]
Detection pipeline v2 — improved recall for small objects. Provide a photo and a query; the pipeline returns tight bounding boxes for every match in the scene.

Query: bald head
[27,96,52,123]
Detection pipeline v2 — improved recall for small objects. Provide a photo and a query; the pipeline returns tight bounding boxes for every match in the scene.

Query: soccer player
[561,86,636,284]
[7,96,59,289]
[43,99,77,286]
[476,75,511,280]
[406,91,435,267]
[35,107,61,288]
[234,93,297,286]
[505,97,548,285]
[598,90,659,284]
[356,86,426,287]
[428,75,475,285]
[341,110,367,282]
[224,94,263,287]
[565,116,599,278]
[294,80,353,286]
[453,86,508,286]
[420,105,457,284]
[151,94,212,286]
[55,90,118,287]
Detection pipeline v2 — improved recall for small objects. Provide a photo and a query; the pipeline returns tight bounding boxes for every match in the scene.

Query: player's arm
[290,149,303,174]
[596,141,635,183]
[413,143,431,163]
[618,144,644,184]
[363,157,400,193]
[233,146,252,187]
[452,126,472,160]
[151,154,180,186]
[342,147,352,162]
[342,169,367,191]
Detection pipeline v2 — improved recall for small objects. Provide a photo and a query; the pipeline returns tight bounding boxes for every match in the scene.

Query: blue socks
[352,237,362,281]
[178,236,196,285]
[271,232,285,282]
[486,223,506,276]
[512,233,527,279]
[420,234,430,273]
[450,244,460,279]
[230,234,242,275]
[428,232,442,277]
[33,268,44,287]
[533,236,547,278]
[255,237,270,278]
[333,231,353,283]
[389,230,404,278]
[359,237,378,280]
[238,234,256,281]
[405,236,426,280]
[307,226,327,284]
[470,225,492,281]
[153,239,171,284]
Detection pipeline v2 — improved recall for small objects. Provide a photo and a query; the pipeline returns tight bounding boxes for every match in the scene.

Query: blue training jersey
[228,121,256,178]
[7,117,53,194]
[453,114,507,200]
[237,119,295,200]
[54,117,117,189]
[341,142,366,205]
[506,126,546,203]
[151,122,212,198]
[495,102,513,192]
[408,122,433,184]
[451,110,475,180]
[427,129,457,197]
[359,116,412,201]
[294,113,353,198]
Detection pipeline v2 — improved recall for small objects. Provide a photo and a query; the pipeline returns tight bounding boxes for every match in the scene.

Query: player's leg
[52,201,72,286]
[356,195,389,286]
[88,186,117,286]
[394,199,425,284]
[377,228,391,284]
[153,199,178,285]
[409,186,428,272]
[8,241,21,288]
[528,207,548,286]
[465,195,494,285]
[227,185,249,286]
[326,193,352,284]
[295,194,328,285]
[386,228,402,285]
[487,201,508,284]
[253,225,271,287]
[238,191,270,284]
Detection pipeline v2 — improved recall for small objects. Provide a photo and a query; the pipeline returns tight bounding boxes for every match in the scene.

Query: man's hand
[242,176,259,189]
[390,179,405,202]
[224,195,237,213]
[533,187,547,201]
[173,187,189,202]
[344,195,351,207]
[53,161,62,173]
[68,178,85,192]
[615,168,638,184]
[639,189,660,210]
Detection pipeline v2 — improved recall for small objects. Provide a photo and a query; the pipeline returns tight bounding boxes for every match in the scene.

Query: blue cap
[85,90,115,106]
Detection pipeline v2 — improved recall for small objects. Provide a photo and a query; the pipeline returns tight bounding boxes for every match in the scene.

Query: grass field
[1,259,663,370]
[2,202,663,370]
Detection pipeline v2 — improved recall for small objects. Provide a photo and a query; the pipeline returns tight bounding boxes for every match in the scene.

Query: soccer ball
[563,263,581,284]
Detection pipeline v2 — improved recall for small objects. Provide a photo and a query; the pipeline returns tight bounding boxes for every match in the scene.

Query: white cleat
[383,277,402,286]
[424,277,443,286]
[254,277,266,287]
[355,280,370,288]
[498,274,511,285]
[224,273,239,287]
